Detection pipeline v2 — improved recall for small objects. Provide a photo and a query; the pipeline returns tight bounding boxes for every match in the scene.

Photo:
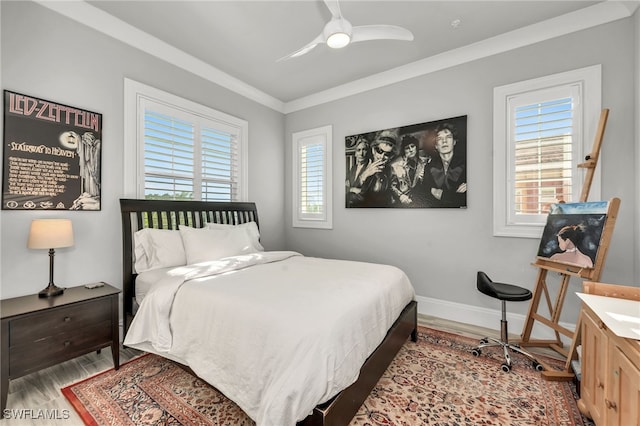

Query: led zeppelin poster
[2,90,102,210]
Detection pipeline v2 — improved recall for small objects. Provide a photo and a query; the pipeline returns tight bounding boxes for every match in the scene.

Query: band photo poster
[345,115,467,208]
[2,90,102,210]
[536,201,610,269]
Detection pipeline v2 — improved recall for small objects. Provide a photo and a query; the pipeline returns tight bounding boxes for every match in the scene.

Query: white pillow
[179,225,260,265]
[133,228,186,272]
[133,233,150,273]
[206,221,264,252]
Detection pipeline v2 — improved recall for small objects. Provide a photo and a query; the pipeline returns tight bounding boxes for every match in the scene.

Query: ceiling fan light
[327,32,350,49]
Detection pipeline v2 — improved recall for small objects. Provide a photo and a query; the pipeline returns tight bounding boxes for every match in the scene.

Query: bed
[120,198,417,426]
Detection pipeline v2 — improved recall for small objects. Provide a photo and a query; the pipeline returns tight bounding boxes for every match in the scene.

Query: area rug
[62,327,592,425]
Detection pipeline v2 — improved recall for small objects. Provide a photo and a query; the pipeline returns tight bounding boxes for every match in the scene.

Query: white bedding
[134,266,175,302]
[124,251,415,426]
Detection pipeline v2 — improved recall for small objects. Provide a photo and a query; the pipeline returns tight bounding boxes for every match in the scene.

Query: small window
[292,125,332,229]
[493,65,601,238]
[124,78,248,201]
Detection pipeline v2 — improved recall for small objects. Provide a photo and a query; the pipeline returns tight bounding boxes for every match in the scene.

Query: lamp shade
[27,219,74,249]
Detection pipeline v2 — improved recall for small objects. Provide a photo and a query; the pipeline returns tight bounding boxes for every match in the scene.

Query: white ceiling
[42,1,638,112]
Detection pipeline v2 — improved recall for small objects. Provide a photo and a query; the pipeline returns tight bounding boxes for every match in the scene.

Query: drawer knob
[597,381,604,389]
[605,399,617,410]
[64,316,71,322]
[64,341,71,347]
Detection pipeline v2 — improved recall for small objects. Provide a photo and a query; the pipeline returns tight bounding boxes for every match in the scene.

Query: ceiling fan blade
[277,33,324,62]
[323,0,343,19]
[351,25,414,43]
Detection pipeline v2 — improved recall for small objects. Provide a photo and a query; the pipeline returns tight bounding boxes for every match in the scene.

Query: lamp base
[38,283,64,298]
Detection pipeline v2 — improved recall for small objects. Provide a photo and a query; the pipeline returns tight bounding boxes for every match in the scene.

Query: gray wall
[284,17,637,328]
[636,8,640,282]
[0,1,286,299]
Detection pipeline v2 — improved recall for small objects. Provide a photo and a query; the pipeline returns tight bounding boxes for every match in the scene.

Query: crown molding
[33,1,635,115]
[33,0,285,113]
[283,1,636,113]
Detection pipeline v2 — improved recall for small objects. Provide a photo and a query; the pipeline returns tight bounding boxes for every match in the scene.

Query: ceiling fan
[278,0,414,61]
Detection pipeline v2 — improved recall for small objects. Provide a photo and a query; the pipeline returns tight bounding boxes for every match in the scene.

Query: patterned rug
[62,327,592,425]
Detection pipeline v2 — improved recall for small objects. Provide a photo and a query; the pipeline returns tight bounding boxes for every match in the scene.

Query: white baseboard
[415,295,575,345]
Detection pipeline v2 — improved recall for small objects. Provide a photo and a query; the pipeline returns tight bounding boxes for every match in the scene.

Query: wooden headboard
[119,198,259,334]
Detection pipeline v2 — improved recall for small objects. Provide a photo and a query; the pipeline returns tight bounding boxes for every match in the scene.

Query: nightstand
[0,283,120,417]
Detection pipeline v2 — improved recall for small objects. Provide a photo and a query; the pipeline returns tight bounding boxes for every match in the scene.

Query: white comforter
[124,251,415,426]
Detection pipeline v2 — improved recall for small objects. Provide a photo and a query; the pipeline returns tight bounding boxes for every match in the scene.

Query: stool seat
[477,271,532,302]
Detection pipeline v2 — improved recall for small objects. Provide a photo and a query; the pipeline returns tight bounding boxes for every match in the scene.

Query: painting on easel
[536,201,610,269]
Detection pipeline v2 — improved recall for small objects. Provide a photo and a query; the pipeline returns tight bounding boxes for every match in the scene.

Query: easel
[514,109,619,380]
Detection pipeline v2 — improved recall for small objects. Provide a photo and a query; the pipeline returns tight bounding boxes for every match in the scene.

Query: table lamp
[27,219,74,298]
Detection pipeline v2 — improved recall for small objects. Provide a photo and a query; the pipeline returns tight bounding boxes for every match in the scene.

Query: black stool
[471,271,544,372]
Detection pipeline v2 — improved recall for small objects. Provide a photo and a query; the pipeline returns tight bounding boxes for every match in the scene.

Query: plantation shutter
[299,140,325,217]
[505,79,582,226]
[144,111,195,200]
[513,97,575,215]
[201,127,238,201]
[142,103,239,202]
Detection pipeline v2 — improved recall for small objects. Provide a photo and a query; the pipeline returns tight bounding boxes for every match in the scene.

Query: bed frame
[120,198,418,425]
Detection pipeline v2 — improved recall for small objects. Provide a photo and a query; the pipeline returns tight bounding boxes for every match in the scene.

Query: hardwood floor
[418,313,567,361]
[0,314,567,425]
[1,346,141,425]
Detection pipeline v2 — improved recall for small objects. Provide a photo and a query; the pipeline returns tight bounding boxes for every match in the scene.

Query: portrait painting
[536,201,610,269]
[345,115,467,208]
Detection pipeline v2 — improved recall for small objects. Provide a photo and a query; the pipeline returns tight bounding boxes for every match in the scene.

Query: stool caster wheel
[533,361,544,372]
[471,348,481,357]
[480,338,488,344]
[501,363,511,373]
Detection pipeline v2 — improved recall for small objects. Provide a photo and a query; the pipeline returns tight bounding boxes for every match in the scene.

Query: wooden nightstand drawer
[9,320,113,377]
[10,300,111,347]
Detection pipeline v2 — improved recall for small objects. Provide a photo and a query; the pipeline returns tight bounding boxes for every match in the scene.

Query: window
[292,125,332,229]
[124,78,248,201]
[493,65,601,238]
